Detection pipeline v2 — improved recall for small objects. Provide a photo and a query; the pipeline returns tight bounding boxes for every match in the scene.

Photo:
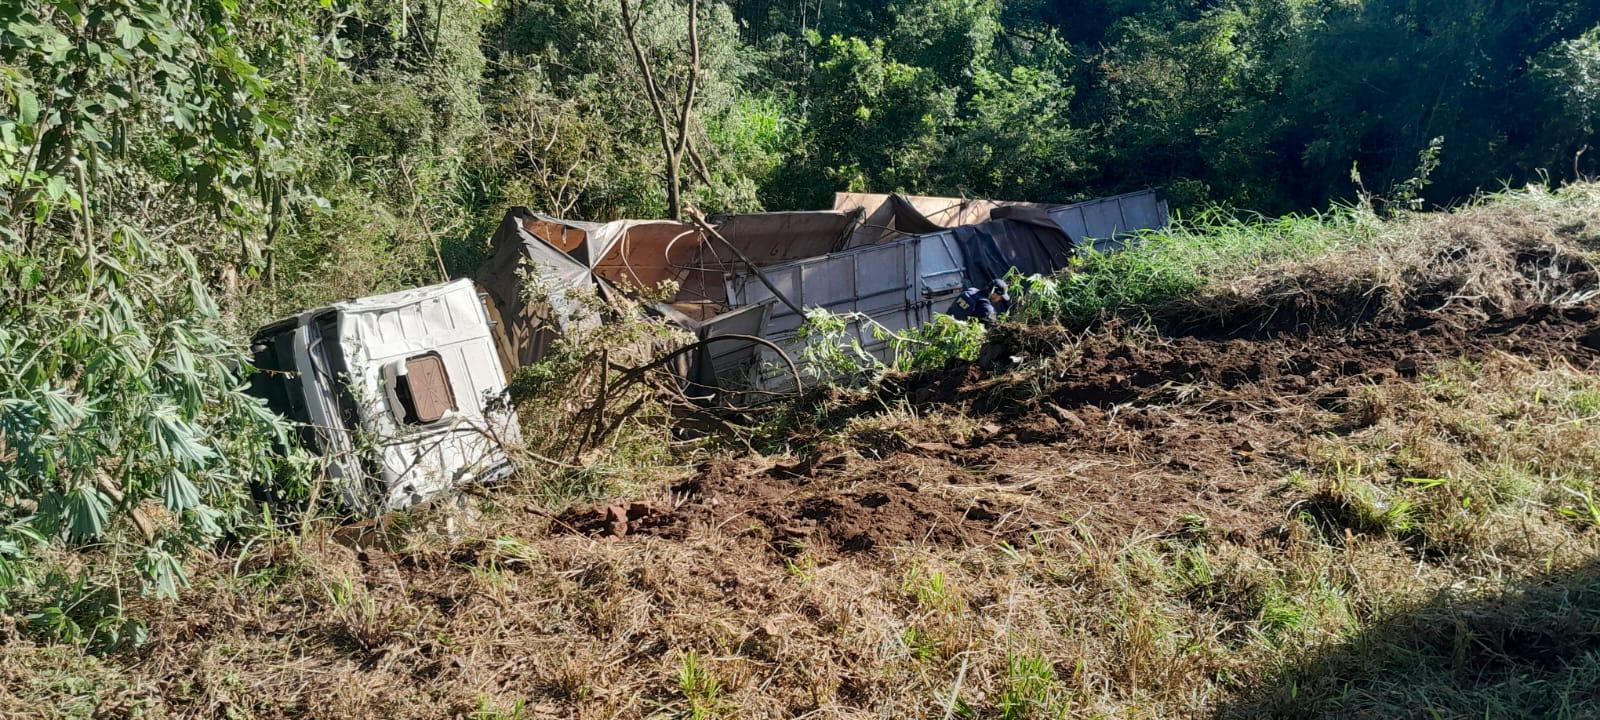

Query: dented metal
[474,189,1169,392]
[247,280,521,513]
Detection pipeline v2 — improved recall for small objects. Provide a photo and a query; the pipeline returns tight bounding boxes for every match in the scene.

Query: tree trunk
[619,0,700,220]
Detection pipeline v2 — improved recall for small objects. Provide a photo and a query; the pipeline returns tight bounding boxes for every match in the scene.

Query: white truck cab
[247,280,521,513]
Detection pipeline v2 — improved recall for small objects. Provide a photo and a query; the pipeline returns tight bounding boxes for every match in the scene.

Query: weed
[902,626,939,662]
[1559,485,1600,529]
[997,652,1067,720]
[676,651,725,720]
[902,566,962,613]
[470,697,530,720]
[1255,586,1308,636]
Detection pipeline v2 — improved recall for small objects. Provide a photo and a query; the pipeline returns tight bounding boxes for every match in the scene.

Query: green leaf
[19,263,42,290]
[114,16,141,49]
[15,88,38,125]
[161,469,201,512]
[147,404,217,468]
[39,386,85,428]
[138,548,187,600]
[1402,476,1449,490]
[66,484,112,540]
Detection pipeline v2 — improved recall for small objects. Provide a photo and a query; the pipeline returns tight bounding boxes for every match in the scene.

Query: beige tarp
[706,210,857,264]
[834,192,1058,247]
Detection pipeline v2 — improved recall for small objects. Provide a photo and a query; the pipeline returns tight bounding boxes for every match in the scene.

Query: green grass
[1012,207,1372,326]
[996,652,1067,720]
[1012,181,1600,328]
[677,651,726,720]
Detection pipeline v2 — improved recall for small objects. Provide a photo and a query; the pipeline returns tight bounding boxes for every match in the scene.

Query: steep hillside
[5,185,1600,719]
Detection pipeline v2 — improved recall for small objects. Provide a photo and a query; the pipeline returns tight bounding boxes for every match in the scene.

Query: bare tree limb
[617,0,702,219]
[674,0,700,162]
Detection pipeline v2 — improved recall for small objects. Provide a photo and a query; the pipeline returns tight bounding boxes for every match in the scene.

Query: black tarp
[947,212,1078,289]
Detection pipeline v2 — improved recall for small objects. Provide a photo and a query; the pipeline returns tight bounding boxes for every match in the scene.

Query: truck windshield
[249,326,320,452]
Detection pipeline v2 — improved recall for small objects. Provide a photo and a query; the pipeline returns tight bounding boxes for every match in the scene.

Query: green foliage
[1530,26,1600,153]
[0,0,320,231]
[996,652,1067,719]
[480,0,761,220]
[747,0,1600,212]
[1011,208,1365,325]
[793,307,986,386]
[901,565,961,613]
[941,66,1079,199]
[803,33,955,194]
[793,307,885,382]
[0,0,314,635]
[676,650,726,719]
[886,314,987,371]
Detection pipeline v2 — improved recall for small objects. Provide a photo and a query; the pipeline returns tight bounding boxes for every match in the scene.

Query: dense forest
[8,0,1600,313]
[2,0,1599,634]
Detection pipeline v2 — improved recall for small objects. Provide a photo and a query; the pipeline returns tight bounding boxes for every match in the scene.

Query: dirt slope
[560,296,1600,562]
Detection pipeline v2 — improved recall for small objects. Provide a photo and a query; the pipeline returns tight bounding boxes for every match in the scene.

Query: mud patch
[560,285,1600,559]
[557,457,1038,558]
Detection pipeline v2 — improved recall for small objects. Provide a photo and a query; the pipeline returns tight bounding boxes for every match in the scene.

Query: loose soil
[560,224,1600,556]
[558,293,1600,560]
[14,204,1600,720]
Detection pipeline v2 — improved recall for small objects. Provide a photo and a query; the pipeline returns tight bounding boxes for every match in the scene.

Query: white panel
[321,280,521,511]
[917,232,966,295]
[1051,207,1090,244]
[1082,200,1126,240]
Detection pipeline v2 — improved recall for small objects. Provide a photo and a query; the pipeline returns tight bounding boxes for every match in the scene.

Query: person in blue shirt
[946,279,1010,326]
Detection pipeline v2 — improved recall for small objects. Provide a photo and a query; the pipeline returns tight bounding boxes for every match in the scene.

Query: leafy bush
[792,308,886,382]
[0,229,299,636]
[791,308,988,385]
[887,314,987,371]
[1006,208,1370,326]
[0,0,319,639]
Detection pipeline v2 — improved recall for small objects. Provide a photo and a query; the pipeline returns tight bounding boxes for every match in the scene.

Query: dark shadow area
[1216,559,1600,719]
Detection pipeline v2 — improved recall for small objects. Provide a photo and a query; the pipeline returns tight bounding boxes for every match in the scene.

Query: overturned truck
[475,189,1169,392]
[247,280,521,512]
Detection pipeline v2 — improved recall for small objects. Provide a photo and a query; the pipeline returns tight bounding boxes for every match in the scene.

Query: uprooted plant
[790,307,990,385]
[506,271,693,470]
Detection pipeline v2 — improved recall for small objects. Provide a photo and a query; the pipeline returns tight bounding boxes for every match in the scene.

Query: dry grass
[8,352,1597,719]
[1154,182,1600,333]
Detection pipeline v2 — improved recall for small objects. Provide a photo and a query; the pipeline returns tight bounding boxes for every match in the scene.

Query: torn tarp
[476,208,606,372]
[834,191,1053,247]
